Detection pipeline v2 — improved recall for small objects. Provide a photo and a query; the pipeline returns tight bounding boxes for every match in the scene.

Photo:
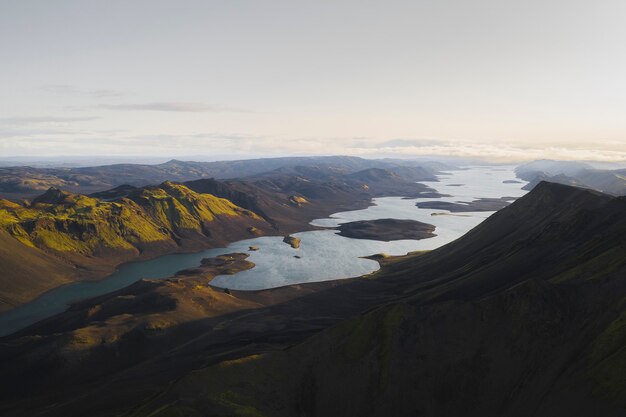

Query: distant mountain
[0,156,452,198]
[183,166,442,232]
[252,166,441,199]
[386,165,438,181]
[516,159,594,178]
[345,167,403,182]
[3,182,626,416]
[516,159,626,195]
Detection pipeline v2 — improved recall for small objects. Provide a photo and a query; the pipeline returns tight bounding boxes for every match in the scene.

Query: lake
[0,166,527,336]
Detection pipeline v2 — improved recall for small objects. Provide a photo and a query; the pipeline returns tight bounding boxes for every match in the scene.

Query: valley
[0,164,524,335]
[4,4,625,415]
[0,156,625,417]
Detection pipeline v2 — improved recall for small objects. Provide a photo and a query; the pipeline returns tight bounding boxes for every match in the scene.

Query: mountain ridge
[517,160,626,196]
[2,181,626,416]
[0,182,272,311]
[0,156,452,198]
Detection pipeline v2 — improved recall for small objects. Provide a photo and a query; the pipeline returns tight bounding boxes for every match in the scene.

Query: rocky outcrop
[283,235,301,248]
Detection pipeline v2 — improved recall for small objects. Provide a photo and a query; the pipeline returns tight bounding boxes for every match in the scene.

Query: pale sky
[1,0,626,162]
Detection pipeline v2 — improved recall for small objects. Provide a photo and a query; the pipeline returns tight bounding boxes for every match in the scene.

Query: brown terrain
[0,159,444,312]
[336,218,437,241]
[416,196,517,212]
[1,182,626,416]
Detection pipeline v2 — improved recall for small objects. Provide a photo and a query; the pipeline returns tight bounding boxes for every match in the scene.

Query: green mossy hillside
[130,181,261,231]
[0,183,264,257]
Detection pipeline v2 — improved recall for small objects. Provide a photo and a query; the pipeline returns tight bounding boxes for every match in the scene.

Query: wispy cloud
[41,84,125,98]
[0,128,91,138]
[378,138,446,148]
[96,102,251,113]
[2,129,624,163]
[0,116,100,125]
[351,138,445,148]
[123,132,264,143]
[347,139,626,163]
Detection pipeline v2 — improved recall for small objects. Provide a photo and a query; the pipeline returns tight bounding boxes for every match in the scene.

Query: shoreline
[0,195,382,325]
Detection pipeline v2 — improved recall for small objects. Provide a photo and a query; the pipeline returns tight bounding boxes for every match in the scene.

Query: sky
[1,0,626,162]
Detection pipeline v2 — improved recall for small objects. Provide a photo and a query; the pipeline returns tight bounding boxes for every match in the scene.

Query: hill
[2,182,626,416]
[0,183,271,311]
[0,165,443,312]
[183,167,441,232]
[143,182,626,416]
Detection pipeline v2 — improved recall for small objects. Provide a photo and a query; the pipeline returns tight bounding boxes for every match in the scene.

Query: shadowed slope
[130,182,626,417]
[0,229,77,312]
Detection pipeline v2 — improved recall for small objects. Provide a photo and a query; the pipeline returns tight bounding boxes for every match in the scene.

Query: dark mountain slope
[128,182,626,417]
[2,182,625,416]
[378,182,620,302]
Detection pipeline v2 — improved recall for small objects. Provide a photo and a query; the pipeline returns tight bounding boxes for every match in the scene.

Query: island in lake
[283,235,302,248]
[416,196,517,212]
[175,253,255,277]
[336,218,436,241]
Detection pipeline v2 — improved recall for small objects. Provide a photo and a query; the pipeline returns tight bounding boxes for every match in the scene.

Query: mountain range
[516,159,626,196]
[1,181,625,416]
[0,162,442,312]
[0,156,451,199]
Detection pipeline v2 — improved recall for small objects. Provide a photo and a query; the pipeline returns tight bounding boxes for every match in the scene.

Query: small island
[283,235,301,248]
[416,197,516,212]
[174,253,255,277]
[336,218,436,242]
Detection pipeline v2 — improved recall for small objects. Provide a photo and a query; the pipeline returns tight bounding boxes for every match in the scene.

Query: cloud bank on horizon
[1,1,625,162]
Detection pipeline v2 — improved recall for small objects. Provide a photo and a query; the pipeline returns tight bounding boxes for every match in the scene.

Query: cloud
[348,140,626,163]
[41,84,78,95]
[0,128,91,138]
[96,102,251,113]
[2,128,624,163]
[41,84,124,98]
[0,116,100,125]
[124,132,265,144]
[377,139,446,148]
[351,138,446,149]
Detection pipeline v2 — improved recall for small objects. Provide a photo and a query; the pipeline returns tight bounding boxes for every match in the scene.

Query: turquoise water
[0,166,526,336]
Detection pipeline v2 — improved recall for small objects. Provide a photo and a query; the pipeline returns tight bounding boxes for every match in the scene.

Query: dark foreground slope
[1,182,625,416]
[165,182,626,417]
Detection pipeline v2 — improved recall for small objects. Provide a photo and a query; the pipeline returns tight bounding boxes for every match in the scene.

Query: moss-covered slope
[0,183,270,310]
[3,182,626,417]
